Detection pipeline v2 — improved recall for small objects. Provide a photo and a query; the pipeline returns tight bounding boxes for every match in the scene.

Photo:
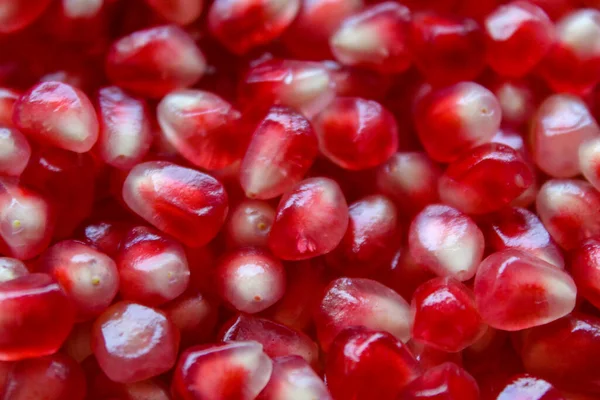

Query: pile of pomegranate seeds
[4,0,600,399]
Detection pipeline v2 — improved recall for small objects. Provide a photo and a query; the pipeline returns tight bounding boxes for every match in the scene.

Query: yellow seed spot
[168,272,173,278]
[11,220,20,229]
[91,277,101,286]
[515,174,525,188]
[257,222,267,231]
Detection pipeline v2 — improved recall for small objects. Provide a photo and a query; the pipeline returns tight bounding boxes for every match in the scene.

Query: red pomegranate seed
[0,0,52,33]
[315,277,411,352]
[78,219,130,258]
[144,0,204,25]
[268,177,348,260]
[12,81,99,153]
[569,237,600,310]
[414,82,502,163]
[528,0,572,20]
[239,59,335,118]
[330,2,411,74]
[63,322,93,363]
[409,12,486,85]
[122,161,229,248]
[539,9,600,94]
[579,136,600,191]
[259,356,331,400]
[92,301,180,383]
[401,362,479,400]
[105,25,206,98]
[474,249,577,331]
[488,78,538,128]
[224,200,275,248]
[536,179,600,250]
[484,1,555,77]
[3,353,86,400]
[439,143,534,214]
[208,0,300,55]
[157,89,245,170]
[313,97,399,170]
[326,194,399,276]
[0,88,20,127]
[171,341,273,400]
[407,341,463,370]
[0,127,30,177]
[493,373,565,400]
[162,290,218,345]
[531,94,600,178]
[412,278,486,353]
[220,314,319,368]
[0,273,75,361]
[215,247,285,313]
[117,226,190,306]
[408,204,484,281]
[39,240,119,321]
[491,127,530,158]
[323,60,392,99]
[0,257,28,283]
[480,206,565,269]
[326,327,421,400]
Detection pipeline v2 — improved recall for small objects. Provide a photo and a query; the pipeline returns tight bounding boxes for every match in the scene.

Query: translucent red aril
[105,25,206,98]
[326,194,398,276]
[12,81,99,153]
[569,237,600,310]
[401,362,479,400]
[268,177,348,260]
[117,226,190,306]
[0,273,75,361]
[313,97,399,170]
[484,1,555,77]
[144,0,204,25]
[0,89,20,127]
[411,278,486,353]
[330,2,412,74]
[315,277,411,351]
[259,356,331,400]
[326,327,421,400]
[63,322,93,362]
[208,0,300,55]
[224,200,275,248]
[414,82,502,163]
[171,341,273,400]
[239,59,335,118]
[0,257,28,283]
[480,207,564,269]
[162,290,217,345]
[0,0,52,33]
[3,353,86,400]
[323,60,392,99]
[157,89,244,170]
[474,249,577,331]
[531,94,600,178]
[220,315,318,368]
[39,240,119,321]
[408,205,484,281]
[536,179,600,250]
[494,374,565,400]
[439,143,534,214]
[409,12,486,85]
[0,127,30,177]
[408,341,463,370]
[96,86,152,170]
[539,9,600,94]
[579,135,600,193]
[215,247,285,313]
[92,301,180,383]
[78,219,130,258]
[122,161,229,248]
[489,78,537,128]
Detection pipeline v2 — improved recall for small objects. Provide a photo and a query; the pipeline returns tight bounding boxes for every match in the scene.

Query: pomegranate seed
[215,247,285,313]
[239,59,335,118]
[494,373,565,400]
[162,290,218,345]
[92,301,180,383]
[315,277,411,351]
[106,25,206,98]
[259,356,331,400]
[488,78,538,128]
[409,12,486,85]
[63,322,93,363]
[12,81,99,153]
[401,362,479,400]
[122,161,229,248]
[220,314,319,368]
[171,341,273,400]
[491,126,530,158]
[0,257,28,283]
[0,273,75,361]
[323,60,393,99]
[117,226,190,306]
[3,353,86,400]
[240,106,318,199]
[531,94,600,178]
[268,177,348,260]
[0,0,52,33]
[479,206,565,269]
[224,200,275,248]
[474,249,577,331]
[412,278,486,353]
[330,2,412,74]
[414,82,502,163]
[579,135,600,192]
[528,0,572,19]
[144,0,204,25]
[326,327,421,400]
[39,240,119,321]
[313,97,399,170]
[536,179,600,250]
[407,341,464,370]
[484,1,555,77]
[539,9,600,94]
[408,204,484,281]
[439,143,534,214]
[0,127,30,177]
[569,237,600,310]
[78,219,130,258]
[0,88,20,127]
[157,89,245,170]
